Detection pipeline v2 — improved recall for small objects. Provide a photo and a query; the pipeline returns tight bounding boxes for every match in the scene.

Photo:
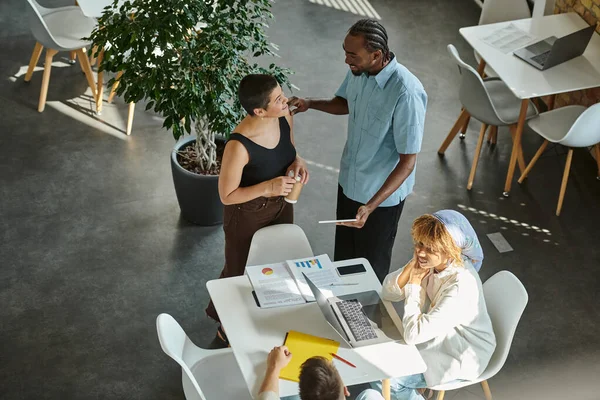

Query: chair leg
[25,42,44,82]
[69,50,77,65]
[510,125,527,174]
[518,140,548,183]
[96,49,104,114]
[438,109,470,155]
[38,48,58,112]
[460,114,471,139]
[382,379,391,400]
[481,380,493,400]
[126,102,135,135]
[467,123,488,190]
[491,127,498,145]
[487,125,497,143]
[108,71,124,104]
[75,48,98,101]
[436,390,445,400]
[595,144,600,180]
[556,148,573,216]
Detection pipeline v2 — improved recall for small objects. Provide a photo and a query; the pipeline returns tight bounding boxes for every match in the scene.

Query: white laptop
[303,274,403,348]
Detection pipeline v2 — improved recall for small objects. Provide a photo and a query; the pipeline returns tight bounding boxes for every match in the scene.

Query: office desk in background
[460,12,600,196]
[207,258,426,400]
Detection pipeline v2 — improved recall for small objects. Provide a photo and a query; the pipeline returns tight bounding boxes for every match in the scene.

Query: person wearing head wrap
[373,210,495,400]
[431,209,484,272]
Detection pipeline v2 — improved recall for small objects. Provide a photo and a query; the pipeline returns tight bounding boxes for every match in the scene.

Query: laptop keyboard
[531,51,550,66]
[337,300,377,341]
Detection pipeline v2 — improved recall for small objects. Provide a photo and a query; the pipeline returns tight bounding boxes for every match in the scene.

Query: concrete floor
[1,0,600,399]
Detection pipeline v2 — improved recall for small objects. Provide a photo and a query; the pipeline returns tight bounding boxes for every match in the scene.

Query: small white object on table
[207,257,426,399]
[459,12,600,195]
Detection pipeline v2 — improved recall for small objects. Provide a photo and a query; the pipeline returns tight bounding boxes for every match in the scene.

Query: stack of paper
[246,254,343,308]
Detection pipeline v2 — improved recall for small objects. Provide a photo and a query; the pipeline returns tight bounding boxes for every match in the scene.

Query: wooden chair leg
[25,42,44,82]
[382,379,391,400]
[69,50,77,64]
[518,140,548,183]
[510,125,527,174]
[595,144,600,180]
[96,50,104,114]
[75,48,98,102]
[38,48,58,112]
[436,390,445,400]
[126,102,135,135]
[481,380,493,400]
[467,123,488,190]
[556,148,573,216]
[460,114,471,139]
[438,109,470,155]
[108,71,124,104]
[487,125,497,143]
[491,127,498,144]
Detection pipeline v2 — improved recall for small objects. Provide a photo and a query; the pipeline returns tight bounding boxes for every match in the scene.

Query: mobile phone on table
[336,263,367,277]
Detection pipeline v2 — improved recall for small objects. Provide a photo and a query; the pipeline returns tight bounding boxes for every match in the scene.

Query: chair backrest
[479,0,531,25]
[25,0,60,49]
[156,313,207,400]
[447,44,505,126]
[246,224,314,266]
[480,271,528,379]
[561,103,600,148]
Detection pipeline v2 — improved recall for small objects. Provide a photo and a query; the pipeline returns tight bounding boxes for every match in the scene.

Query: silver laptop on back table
[303,274,403,348]
[514,25,595,70]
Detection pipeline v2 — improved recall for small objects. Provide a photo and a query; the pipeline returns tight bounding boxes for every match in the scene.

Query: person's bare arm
[284,114,310,184]
[218,141,296,205]
[258,346,292,396]
[288,96,348,116]
[339,154,417,229]
[366,153,416,210]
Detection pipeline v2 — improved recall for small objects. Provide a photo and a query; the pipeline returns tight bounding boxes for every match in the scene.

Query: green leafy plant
[90,0,294,173]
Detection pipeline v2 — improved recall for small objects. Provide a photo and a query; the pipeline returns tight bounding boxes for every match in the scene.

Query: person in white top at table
[258,346,385,400]
[368,209,496,399]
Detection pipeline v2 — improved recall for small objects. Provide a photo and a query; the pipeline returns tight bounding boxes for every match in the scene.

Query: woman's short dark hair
[238,74,279,116]
[298,357,344,400]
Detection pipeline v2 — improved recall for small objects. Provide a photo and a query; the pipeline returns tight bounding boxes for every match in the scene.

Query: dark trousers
[206,196,293,322]
[334,185,405,283]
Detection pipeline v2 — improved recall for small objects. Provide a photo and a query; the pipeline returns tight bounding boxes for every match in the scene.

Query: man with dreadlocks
[288,19,427,283]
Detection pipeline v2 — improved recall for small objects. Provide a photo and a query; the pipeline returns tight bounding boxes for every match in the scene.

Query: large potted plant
[90,0,293,225]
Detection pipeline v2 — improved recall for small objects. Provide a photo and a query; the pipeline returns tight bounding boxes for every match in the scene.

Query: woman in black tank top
[206,74,310,341]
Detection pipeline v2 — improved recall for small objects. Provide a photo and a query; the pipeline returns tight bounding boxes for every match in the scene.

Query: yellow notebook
[279,330,340,382]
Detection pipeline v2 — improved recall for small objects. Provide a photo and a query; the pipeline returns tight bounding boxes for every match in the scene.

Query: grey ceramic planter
[171,135,224,225]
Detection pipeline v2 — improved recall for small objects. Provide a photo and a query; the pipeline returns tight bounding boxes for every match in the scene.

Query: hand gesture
[409,264,430,285]
[287,96,310,115]
[337,205,372,229]
[266,346,292,372]
[286,157,310,184]
[267,176,296,197]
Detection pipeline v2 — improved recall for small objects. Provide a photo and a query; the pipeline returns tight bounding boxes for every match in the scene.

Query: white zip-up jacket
[382,260,496,386]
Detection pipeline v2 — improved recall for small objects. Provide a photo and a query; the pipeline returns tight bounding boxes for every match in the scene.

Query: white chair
[246,223,314,266]
[439,45,538,192]
[156,313,251,400]
[24,0,98,112]
[475,0,532,78]
[518,103,600,216]
[429,271,529,400]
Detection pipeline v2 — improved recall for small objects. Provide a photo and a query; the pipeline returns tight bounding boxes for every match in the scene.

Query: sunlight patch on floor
[309,0,381,20]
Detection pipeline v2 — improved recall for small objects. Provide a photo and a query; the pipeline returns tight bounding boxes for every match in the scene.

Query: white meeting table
[459,12,600,195]
[206,258,426,400]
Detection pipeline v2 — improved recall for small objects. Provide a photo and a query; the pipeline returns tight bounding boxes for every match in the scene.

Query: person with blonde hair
[374,210,495,400]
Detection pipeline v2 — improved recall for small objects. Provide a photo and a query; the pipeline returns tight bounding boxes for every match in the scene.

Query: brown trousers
[205,196,293,322]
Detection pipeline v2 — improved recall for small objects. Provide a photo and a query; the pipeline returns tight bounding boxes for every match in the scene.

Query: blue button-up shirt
[335,56,427,207]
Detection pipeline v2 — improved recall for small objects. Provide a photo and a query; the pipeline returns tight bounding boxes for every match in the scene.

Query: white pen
[329,283,359,286]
